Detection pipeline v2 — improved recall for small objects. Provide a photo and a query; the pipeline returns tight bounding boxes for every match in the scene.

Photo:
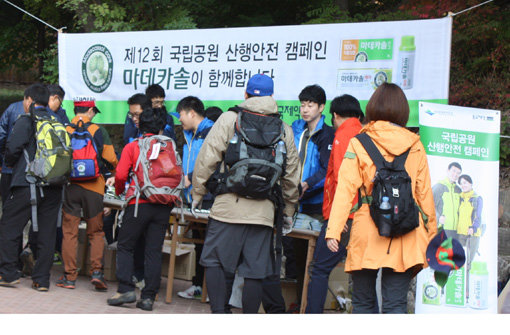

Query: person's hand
[468,227,474,236]
[184,175,191,188]
[190,199,200,218]
[106,177,115,186]
[327,238,339,253]
[299,181,309,199]
[104,207,112,216]
[282,216,293,236]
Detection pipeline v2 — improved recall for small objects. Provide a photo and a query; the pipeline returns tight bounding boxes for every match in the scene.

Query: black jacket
[5,107,61,189]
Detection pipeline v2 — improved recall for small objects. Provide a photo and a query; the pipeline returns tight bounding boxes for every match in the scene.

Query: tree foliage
[1,0,508,164]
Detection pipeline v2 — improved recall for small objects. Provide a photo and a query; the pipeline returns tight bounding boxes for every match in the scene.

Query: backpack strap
[355,133,386,169]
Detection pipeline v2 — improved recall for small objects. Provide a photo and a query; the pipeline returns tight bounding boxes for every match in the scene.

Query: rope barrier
[451,0,494,16]
[2,0,66,32]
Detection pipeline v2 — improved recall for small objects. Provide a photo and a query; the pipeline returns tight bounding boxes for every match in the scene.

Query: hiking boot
[0,276,20,287]
[177,285,202,300]
[19,248,34,277]
[56,275,76,289]
[32,282,49,292]
[107,291,137,306]
[91,270,108,291]
[136,298,154,311]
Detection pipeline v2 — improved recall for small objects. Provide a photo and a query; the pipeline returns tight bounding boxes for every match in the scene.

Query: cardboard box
[161,241,196,281]
[102,246,117,281]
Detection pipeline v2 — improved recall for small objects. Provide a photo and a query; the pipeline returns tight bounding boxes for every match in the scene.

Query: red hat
[73,96,101,113]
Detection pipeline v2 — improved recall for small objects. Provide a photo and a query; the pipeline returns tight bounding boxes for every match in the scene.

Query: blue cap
[246,74,274,96]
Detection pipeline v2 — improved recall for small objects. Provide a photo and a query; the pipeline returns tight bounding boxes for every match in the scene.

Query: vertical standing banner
[416,102,500,314]
[58,17,451,125]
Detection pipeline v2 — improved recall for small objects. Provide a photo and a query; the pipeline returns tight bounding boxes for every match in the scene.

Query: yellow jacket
[325,121,437,274]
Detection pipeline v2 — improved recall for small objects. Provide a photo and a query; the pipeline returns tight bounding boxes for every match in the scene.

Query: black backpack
[220,108,286,199]
[355,133,420,238]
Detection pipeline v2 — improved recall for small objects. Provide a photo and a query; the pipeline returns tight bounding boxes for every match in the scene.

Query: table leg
[201,273,208,303]
[300,238,316,313]
[165,219,179,303]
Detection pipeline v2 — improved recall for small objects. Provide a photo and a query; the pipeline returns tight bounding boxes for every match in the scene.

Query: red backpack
[125,135,184,216]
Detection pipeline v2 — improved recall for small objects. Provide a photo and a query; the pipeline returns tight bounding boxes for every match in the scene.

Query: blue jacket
[123,112,176,145]
[0,101,68,173]
[292,115,334,215]
[182,117,214,204]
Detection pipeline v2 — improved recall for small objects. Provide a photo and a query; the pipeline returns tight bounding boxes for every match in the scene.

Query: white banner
[58,18,452,125]
[416,102,500,314]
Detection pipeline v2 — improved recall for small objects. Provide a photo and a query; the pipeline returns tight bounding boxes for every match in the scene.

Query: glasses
[152,98,164,106]
[128,111,142,119]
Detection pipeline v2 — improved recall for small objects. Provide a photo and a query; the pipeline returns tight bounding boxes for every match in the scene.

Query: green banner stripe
[62,98,447,127]
[420,125,500,161]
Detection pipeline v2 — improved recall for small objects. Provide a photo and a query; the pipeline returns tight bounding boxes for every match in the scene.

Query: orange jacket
[67,115,118,195]
[325,121,437,274]
[323,117,362,220]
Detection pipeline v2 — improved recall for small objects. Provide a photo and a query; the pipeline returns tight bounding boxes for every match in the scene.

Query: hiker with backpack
[0,84,70,273]
[175,96,215,301]
[306,94,364,313]
[56,97,118,291]
[0,83,71,291]
[191,74,300,313]
[325,83,437,313]
[107,107,183,311]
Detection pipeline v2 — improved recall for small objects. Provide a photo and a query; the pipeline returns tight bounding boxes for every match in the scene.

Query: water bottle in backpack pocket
[375,196,393,236]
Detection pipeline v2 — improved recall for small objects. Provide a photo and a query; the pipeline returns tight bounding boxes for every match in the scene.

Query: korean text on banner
[59,17,452,125]
[416,101,500,314]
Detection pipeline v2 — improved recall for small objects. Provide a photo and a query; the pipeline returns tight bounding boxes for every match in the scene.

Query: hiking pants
[351,267,413,313]
[191,228,205,287]
[61,211,104,280]
[116,203,172,300]
[305,221,347,313]
[1,173,24,269]
[261,274,286,313]
[61,184,105,281]
[0,186,62,287]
